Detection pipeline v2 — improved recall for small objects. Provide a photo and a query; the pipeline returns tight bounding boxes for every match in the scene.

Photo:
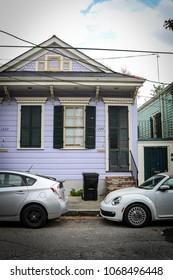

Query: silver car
[0,170,68,228]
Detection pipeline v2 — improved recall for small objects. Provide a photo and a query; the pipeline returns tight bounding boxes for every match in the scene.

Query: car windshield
[138,175,165,190]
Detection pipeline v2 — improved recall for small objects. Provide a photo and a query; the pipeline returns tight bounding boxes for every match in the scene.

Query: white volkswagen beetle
[100,173,173,227]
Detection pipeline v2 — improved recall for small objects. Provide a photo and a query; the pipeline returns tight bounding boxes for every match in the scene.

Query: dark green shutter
[21,106,41,148]
[54,106,64,149]
[85,106,96,149]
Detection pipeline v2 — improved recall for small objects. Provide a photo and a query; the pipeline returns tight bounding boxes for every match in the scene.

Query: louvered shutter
[54,106,64,148]
[85,106,96,149]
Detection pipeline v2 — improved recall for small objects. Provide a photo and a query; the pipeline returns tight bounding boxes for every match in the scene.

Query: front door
[109,106,129,172]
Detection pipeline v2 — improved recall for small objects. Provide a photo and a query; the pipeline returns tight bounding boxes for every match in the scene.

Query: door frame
[138,140,173,184]
[105,103,132,172]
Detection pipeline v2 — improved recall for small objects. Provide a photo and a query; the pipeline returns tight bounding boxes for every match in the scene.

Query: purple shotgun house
[0,36,145,194]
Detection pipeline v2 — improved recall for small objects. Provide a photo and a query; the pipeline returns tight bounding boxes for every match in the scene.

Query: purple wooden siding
[0,98,105,181]
[0,98,138,181]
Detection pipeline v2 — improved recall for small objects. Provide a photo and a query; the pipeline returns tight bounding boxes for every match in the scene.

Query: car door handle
[16,191,26,195]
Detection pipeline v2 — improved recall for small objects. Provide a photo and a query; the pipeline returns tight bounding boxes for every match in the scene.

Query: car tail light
[51,183,64,199]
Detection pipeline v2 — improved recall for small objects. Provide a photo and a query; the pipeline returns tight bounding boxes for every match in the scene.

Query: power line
[0,30,112,73]
[0,30,171,87]
[0,44,173,55]
[0,45,173,57]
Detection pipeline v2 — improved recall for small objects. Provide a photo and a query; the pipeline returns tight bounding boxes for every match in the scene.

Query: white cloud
[0,0,172,99]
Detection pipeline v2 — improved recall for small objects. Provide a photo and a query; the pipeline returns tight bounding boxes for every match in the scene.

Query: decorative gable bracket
[132,87,139,102]
[4,86,11,104]
[95,86,99,104]
[50,86,54,104]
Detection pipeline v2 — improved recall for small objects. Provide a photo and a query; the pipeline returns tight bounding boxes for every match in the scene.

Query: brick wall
[106,176,136,193]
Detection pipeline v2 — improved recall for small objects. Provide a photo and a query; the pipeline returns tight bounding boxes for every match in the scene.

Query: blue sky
[82,0,162,14]
[82,0,111,14]
[138,0,161,7]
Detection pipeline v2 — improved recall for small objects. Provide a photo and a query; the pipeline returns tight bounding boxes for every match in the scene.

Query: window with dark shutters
[21,106,41,148]
[53,105,96,149]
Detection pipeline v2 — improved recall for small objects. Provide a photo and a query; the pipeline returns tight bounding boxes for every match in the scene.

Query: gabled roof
[0,35,114,73]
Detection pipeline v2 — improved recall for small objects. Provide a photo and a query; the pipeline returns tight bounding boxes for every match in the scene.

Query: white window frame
[103,98,132,172]
[64,106,85,149]
[37,61,46,71]
[62,60,71,71]
[47,55,61,71]
[59,97,90,149]
[15,97,47,150]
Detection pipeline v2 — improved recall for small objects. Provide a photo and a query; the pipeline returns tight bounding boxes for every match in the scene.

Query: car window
[25,177,36,186]
[138,175,165,189]
[0,174,5,186]
[0,173,25,187]
[0,173,36,187]
[163,178,173,190]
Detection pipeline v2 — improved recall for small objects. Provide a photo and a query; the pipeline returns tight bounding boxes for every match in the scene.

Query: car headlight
[111,196,122,206]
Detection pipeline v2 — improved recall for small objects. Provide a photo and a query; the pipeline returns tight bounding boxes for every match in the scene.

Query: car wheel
[21,204,47,228]
[124,203,150,228]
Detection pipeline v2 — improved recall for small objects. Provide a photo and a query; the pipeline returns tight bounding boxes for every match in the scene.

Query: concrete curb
[64,209,100,216]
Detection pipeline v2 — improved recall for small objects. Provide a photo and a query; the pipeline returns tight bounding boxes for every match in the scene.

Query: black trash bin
[82,173,99,201]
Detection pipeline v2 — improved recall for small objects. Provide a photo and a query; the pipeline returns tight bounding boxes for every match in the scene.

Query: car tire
[21,204,47,228]
[124,203,150,228]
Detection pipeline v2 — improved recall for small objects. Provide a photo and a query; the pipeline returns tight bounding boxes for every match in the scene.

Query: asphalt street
[0,216,173,260]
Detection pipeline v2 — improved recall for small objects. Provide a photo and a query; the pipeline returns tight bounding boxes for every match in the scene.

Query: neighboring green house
[138,83,173,183]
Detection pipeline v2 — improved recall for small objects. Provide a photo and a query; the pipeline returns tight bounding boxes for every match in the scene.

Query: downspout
[160,91,164,138]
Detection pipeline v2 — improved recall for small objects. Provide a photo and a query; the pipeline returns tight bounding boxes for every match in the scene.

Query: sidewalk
[65,195,104,216]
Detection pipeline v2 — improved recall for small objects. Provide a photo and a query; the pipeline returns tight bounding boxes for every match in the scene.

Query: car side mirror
[159,185,170,191]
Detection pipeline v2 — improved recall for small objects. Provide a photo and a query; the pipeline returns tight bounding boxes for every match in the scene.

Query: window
[47,56,61,71]
[37,61,45,71]
[62,61,71,71]
[36,55,71,71]
[150,112,162,138]
[65,107,84,147]
[164,178,173,190]
[54,105,96,149]
[15,97,47,149]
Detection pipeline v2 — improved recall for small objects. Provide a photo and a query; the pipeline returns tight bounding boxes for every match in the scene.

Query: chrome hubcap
[128,206,146,226]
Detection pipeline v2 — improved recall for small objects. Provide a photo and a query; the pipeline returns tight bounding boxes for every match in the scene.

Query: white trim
[62,60,72,71]
[36,61,46,71]
[46,55,61,71]
[0,36,113,73]
[15,97,47,104]
[59,97,90,106]
[103,97,133,104]
[15,97,47,150]
[63,106,85,149]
